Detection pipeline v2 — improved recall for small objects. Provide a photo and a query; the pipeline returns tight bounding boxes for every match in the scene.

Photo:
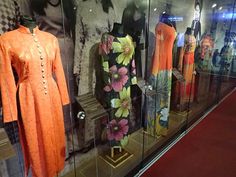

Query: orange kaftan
[0,25,69,177]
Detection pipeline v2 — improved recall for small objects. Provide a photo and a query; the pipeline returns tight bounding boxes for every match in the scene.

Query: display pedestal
[100,146,133,168]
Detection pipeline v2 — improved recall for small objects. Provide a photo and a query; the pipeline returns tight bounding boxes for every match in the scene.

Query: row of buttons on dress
[32,33,48,95]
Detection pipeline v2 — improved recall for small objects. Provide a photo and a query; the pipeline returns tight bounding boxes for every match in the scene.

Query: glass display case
[0,0,235,177]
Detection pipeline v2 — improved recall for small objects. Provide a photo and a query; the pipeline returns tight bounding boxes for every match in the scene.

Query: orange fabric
[0,25,69,177]
[152,22,176,76]
[180,53,195,103]
[175,34,196,107]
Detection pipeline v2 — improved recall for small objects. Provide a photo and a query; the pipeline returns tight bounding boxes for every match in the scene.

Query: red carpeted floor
[142,89,236,177]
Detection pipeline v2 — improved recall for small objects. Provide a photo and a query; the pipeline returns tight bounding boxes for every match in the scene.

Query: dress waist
[17,74,53,85]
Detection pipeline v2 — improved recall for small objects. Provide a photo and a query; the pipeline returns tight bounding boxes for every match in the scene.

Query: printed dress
[175,34,196,111]
[146,22,176,137]
[195,35,214,102]
[99,33,137,147]
[0,25,69,177]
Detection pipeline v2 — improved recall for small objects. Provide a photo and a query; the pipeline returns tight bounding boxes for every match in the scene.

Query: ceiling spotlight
[154,8,157,12]
[163,11,166,14]
[219,6,222,10]
[212,3,217,8]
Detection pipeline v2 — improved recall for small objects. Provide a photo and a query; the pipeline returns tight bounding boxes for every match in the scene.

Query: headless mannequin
[20,15,37,33]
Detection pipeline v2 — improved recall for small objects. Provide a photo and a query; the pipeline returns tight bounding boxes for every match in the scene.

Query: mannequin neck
[21,15,37,33]
[110,23,126,37]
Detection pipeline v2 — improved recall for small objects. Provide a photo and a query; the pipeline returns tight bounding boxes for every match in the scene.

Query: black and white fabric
[0,0,20,34]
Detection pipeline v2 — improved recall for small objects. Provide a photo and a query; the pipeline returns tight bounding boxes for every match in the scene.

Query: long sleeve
[53,38,70,105]
[0,38,17,123]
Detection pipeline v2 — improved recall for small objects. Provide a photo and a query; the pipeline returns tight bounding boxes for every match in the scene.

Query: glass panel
[140,0,236,172]
[1,0,77,176]
[67,0,147,176]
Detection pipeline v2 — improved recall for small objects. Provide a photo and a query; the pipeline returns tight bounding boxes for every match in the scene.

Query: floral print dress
[195,35,214,102]
[99,33,137,147]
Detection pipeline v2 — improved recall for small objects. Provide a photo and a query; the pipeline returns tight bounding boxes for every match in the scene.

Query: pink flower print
[107,119,129,141]
[132,59,136,75]
[104,65,128,92]
[104,84,112,92]
[99,35,114,55]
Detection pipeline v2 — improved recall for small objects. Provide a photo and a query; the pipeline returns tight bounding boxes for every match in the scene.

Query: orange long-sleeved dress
[0,25,69,177]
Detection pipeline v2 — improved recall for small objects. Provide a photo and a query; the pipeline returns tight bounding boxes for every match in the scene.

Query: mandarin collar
[17,25,39,34]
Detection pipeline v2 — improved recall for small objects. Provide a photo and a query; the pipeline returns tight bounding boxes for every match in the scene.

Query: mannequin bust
[20,15,37,33]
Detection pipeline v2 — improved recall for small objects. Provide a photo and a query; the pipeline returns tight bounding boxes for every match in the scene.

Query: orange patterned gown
[146,22,176,136]
[0,25,69,177]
